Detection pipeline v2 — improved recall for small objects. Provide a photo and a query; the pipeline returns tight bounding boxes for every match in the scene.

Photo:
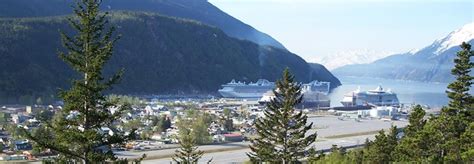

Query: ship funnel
[375,85,383,91]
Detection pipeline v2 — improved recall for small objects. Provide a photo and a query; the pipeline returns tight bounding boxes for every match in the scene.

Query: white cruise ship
[218,79,275,98]
[259,90,331,108]
[341,85,399,107]
[218,79,330,99]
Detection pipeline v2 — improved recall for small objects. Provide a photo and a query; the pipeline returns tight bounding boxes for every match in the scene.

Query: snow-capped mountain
[333,22,474,83]
[433,22,474,55]
[312,50,395,70]
[408,22,474,58]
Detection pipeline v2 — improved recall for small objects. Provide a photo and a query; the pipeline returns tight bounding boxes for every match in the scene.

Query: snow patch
[311,49,395,70]
[434,22,474,55]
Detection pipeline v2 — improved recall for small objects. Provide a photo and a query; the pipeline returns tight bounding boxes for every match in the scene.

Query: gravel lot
[117,115,409,163]
[307,116,408,137]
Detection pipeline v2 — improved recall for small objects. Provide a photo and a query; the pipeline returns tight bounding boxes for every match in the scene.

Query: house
[11,114,29,124]
[100,127,114,136]
[14,140,32,151]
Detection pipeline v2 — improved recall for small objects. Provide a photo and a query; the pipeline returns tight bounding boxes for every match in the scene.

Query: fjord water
[329,76,450,108]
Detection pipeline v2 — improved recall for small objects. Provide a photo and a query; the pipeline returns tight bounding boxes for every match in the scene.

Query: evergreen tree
[223,118,234,132]
[22,0,133,162]
[310,145,349,164]
[220,108,234,132]
[364,126,398,163]
[392,105,428,161]
[405,105,426,137]
[159,116,172,132]
[435,42,473,162]
[386,126,398,157]
[247,68,317,163]
[176,111,212,145]
[348,149,365,164]
[446,42,474,114]
[460,122,474,161]
[172,124,207,164]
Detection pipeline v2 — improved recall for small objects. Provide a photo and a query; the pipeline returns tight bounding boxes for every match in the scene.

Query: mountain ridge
[0,0,286,49]
[0,11,341,104]
[333,22,474,83]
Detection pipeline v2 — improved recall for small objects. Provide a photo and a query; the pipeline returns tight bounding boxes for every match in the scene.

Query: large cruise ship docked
[218,79,330,99]
[340,85,399,107]
[218,79,275,98]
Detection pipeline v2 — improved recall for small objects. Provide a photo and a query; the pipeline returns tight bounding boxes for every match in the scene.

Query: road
[142,134,376,164]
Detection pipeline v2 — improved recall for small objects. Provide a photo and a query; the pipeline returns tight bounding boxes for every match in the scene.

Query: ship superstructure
[301,81,331,95]
[218,79,275,98]
[340,85,399,107]
[218,79,330,99]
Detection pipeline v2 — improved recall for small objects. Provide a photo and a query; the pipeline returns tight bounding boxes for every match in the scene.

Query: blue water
[329,76,450,108]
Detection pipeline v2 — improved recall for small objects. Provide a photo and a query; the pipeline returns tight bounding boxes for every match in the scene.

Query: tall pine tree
[404,105,426,137]
[392,105,429,161]
[446,42,474,114]
[403,42,474,162]
[172,127,206,164]
[23,0,133,162]
[247,68,317,163]
[437,42,473,161]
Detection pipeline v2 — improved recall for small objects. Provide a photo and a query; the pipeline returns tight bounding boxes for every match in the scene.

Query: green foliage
[223,108,231,118]
[392,106,431,161]
[460,122,474,161]
[405,105,426,137]
[160,116,172,132]
[33,108,54,122]
[122,119,142,132]
[363,126,398,163]
[388,43,472,163]
[220,108,234,132]
[6,124,25,140]
[247,68,318,163]
[172,126,206,164]
[177,111,212,145]
[425,42,473,162]
[21,0,134,162]
[308,146,365,164]
[30,125,52,155]
[107,94,144,107]
[223,118,234,132]
[0,11,340,104]
[140,129,153,140]
[310,43,472,163]
[310,145,349,164]
[446,42,474,113]
[153,115,172,133]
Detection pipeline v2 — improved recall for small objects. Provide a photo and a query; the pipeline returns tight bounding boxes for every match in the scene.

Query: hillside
[333,22,474,83]
[0,0,285,49]
[0,12,341,103]
[308,63,341,83]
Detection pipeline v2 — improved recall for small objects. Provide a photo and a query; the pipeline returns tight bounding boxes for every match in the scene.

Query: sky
[209,0,474,63]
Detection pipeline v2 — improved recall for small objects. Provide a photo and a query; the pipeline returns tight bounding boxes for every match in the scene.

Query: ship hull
[218,90,270,98]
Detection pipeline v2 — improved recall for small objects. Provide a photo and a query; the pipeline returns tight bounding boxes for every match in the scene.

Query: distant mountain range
[312,50,395,70]
[0,0,286,50]
[333,22,474,83]
[0,9,341,103]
